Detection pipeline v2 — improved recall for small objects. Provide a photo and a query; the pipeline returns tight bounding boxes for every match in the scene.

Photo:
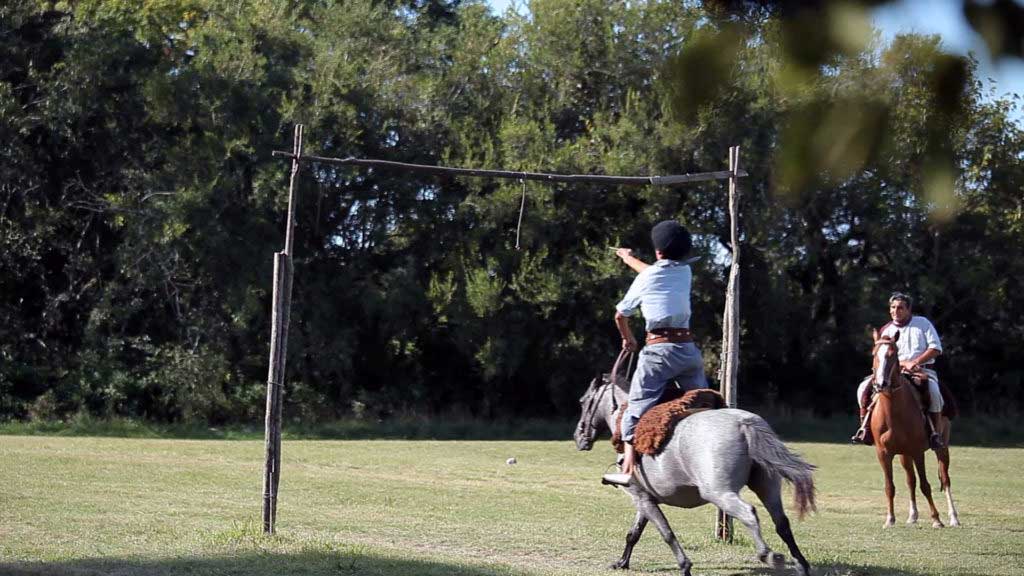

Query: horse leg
[913,453,944,528]
[635,494,692,576]
[936,420,961,527]
[701,489,783,570]
[748,466,811,576]
[876,449,896,528]
[610,510,648,569]
[899,454,919,524]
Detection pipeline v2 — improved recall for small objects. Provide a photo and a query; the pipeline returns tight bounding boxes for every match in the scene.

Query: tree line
[2,0,1022,425]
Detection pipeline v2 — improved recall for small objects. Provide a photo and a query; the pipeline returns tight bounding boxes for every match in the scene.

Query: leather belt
[645,327,693,345]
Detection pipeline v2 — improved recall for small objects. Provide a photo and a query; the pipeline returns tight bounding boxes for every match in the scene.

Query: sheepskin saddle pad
[611,388,727,455]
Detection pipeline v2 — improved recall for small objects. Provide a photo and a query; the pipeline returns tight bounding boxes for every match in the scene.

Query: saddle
[611,388,726,455]
[859,372,958,421]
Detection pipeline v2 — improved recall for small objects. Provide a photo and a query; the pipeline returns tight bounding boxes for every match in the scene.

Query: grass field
[2,433,1023,576]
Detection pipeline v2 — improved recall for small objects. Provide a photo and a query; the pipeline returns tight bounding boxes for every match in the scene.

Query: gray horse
[574,374,815,576]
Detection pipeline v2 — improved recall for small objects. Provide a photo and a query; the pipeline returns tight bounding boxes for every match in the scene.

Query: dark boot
[928,412,944,450]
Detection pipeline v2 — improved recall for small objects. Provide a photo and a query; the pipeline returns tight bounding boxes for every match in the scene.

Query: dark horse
[574,374,815,576]
[868,329,961,528]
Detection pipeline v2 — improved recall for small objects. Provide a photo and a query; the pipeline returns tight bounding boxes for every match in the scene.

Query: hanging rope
[515,179,527,250]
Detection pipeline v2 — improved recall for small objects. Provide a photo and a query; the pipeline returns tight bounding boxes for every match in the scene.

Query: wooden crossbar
[271,151,747,187]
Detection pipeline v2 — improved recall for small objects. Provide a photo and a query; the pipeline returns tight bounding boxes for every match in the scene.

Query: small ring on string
[515,179,527,250]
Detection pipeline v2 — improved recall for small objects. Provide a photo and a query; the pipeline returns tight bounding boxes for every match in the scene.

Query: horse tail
[739,414,817,519]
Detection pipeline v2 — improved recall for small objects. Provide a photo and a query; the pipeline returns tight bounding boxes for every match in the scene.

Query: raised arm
[615,248,649,273]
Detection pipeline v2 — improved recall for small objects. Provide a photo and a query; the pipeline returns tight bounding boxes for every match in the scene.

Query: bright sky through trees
[486,0,1023,125]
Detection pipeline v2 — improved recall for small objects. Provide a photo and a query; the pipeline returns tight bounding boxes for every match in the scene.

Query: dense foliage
[2,0,1022,424]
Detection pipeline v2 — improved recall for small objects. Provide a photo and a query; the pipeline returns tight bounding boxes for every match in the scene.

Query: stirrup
[850,429,865,444]
[601,473,632,486]
[929,433,944,451]
[850,428,871,445]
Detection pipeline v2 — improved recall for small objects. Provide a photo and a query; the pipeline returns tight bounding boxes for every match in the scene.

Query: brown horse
[867,329,961,528]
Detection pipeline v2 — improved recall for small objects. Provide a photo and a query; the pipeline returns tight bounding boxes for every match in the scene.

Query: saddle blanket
[612,388,726,455]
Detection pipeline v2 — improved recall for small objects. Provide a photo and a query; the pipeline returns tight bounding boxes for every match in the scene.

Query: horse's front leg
[876,448,896,528]
[635,494,692,576]
[610,510,648,570]
[899,454,919,524]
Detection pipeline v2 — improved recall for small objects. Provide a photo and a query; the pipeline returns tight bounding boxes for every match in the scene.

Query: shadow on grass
[1,555,998,576]
[0,549,529,576]
[683,560,995,576]
[809,564,993,576]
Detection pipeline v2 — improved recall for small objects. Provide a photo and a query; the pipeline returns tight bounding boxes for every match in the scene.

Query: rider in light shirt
[602,220,709,487]
[853,292,945,450]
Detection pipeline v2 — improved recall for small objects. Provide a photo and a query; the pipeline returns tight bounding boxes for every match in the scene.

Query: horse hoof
[757,551,787,569]
[950,518,962,527]
[608,560,629,570]
[932,520,945,528]
[883,519,895,529]
[906,517,918,525]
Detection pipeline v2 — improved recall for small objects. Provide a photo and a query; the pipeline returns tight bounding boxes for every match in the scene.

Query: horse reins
[608,348,635,412]
[579,349,635,440]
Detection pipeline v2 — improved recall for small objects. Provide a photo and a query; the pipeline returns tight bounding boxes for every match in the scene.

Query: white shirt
[881,316,942,365]
[615,259,692,331]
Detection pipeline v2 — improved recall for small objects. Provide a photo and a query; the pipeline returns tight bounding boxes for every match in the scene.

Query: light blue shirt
[615,259,692,331]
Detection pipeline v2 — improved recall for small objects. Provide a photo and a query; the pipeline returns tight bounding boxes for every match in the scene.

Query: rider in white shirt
[852,292,945,450]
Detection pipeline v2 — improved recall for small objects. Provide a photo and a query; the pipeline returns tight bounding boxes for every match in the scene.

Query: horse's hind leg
[635,494,692,576]
[701,489,783,570]
[899,454,919,524]
[748,466,811,576]
[610,510,648,570]
[936,422,961,527]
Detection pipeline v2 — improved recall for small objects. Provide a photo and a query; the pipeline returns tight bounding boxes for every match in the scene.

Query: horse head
[871,328,901,394]
[574,374,615,451]
[575,351,633,451]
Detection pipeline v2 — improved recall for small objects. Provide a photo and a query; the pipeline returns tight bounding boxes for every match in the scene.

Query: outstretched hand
[614,247,650,273]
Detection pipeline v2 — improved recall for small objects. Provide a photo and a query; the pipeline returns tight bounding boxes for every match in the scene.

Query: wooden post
[262,252,287,533]
[721,145,740,407]
[262,124,303,534]
[715,145,741,542]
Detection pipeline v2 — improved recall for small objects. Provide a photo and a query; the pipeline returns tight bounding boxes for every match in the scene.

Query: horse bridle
[872,336,904,393]
[577,350,634,441]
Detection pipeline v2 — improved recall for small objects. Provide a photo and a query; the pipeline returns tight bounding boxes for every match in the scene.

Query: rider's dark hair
[889,292,913,309]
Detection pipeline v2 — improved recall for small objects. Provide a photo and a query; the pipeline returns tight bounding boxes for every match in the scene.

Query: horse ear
[892,330,900,342]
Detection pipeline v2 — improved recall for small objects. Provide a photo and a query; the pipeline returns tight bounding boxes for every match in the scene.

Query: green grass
[2,434,1023,576]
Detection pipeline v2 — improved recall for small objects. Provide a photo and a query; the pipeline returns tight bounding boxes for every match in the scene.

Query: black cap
[651,220,692,260]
